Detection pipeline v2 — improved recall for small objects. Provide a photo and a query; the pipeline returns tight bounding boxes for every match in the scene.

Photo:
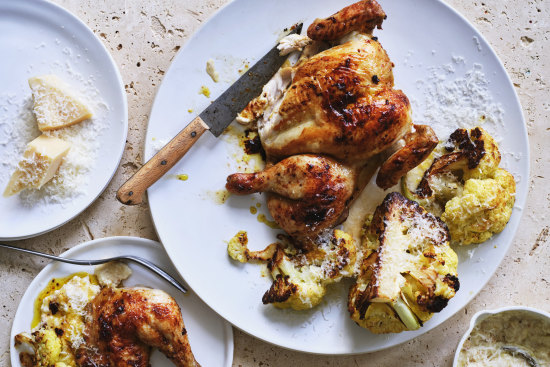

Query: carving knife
[117,23,303,205]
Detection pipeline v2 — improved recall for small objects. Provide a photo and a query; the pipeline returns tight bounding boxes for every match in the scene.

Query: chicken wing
[307,0,386,41]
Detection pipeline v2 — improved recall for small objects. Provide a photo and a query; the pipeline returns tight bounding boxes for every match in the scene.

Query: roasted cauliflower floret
[15,329,70,367]
[348,192,459,334]
[264,256,327,310]
[228,229,356,310]
[402,127,516,245]
[35,329,61,366]
[442,169,515,245]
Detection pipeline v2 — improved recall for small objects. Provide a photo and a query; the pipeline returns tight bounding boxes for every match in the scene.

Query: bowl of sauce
[454,306,550,366]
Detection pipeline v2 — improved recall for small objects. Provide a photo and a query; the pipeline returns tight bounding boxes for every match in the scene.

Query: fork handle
[0,243,81,263]
[0,243,187,293]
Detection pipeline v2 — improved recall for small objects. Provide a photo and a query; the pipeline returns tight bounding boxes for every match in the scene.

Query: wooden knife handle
[116,116,209,205]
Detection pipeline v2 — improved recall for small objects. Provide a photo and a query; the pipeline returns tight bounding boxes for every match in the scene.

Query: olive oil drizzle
[31,272,98,329]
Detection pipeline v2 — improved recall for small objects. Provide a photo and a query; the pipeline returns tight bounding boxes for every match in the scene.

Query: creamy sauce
[21,267,131,367]
[457,310,550,366]
[18,273,102,367]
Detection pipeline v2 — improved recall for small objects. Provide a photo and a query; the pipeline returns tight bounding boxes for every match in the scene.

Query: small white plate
[0,0,127,240]
[10,236,234,367]
[453,307,550,366]
[145,0,529,355]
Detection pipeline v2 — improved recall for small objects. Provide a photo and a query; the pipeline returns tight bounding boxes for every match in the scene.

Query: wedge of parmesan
[29,75,92,131]
[3,135,71,197]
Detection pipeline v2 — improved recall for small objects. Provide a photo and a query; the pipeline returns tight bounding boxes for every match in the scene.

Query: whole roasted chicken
[227,0,437,246]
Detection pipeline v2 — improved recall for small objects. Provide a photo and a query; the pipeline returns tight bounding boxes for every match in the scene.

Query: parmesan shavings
[0,59,109,206]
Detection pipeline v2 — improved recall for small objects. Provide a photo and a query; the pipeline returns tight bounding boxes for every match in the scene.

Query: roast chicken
[227,0,437,245]
[76,287,200,367]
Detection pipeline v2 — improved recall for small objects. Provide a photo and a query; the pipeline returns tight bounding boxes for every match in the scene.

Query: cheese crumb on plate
[94,261,132,288]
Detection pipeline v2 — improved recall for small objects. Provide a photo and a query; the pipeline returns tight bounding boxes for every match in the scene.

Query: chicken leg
[226,154,358,245]
[76,287,200,367]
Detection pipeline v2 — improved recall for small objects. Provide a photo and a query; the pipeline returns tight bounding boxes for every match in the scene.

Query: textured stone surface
[1,0,548,366]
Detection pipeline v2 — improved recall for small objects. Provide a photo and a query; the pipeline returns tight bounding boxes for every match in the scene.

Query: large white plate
[10,236,234,367]
[0,0,127,240]
[145,0,529,355]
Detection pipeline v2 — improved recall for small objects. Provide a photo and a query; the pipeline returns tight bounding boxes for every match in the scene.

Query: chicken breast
[258,33,412,164]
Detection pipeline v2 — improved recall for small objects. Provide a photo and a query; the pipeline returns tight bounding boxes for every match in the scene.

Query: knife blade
[202,23,303,136]
[117,23,303,205]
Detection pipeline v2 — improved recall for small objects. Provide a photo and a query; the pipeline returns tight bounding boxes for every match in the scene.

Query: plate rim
[145,0,530,355]
[9,235,234,367]
[0,0,128,241]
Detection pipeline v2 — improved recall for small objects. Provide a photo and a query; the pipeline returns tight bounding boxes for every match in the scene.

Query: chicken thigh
[76,287,200,367]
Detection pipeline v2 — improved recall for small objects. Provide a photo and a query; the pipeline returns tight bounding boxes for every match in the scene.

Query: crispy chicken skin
[227,155,358,244]
[259,34,412,164]
[76,287,200,367]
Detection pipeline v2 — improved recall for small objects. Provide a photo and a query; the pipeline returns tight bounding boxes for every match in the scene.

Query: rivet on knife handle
[116,116,209,205]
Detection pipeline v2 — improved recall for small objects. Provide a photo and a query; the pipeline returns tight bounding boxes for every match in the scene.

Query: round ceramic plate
[0,0,127,240]
[145,0,529,355]
[10,236,234,367]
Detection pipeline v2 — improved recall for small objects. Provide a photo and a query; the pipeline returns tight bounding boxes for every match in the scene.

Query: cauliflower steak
[348,192,459,334]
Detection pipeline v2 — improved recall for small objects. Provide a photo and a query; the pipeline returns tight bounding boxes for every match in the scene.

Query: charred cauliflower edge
[402,127,516,245]
[348,192,459,334]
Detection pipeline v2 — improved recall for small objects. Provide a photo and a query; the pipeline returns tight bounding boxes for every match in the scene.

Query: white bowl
[453,306,550,366]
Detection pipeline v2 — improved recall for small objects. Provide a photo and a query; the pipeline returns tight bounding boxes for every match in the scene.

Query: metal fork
[0,243,187,294]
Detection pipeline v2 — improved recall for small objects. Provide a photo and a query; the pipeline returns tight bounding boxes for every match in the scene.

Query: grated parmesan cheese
[412,60,505,141]
[0,58,109,206]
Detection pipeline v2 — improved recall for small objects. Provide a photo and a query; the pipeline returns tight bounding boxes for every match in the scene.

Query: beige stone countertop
[1,0,548,366]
